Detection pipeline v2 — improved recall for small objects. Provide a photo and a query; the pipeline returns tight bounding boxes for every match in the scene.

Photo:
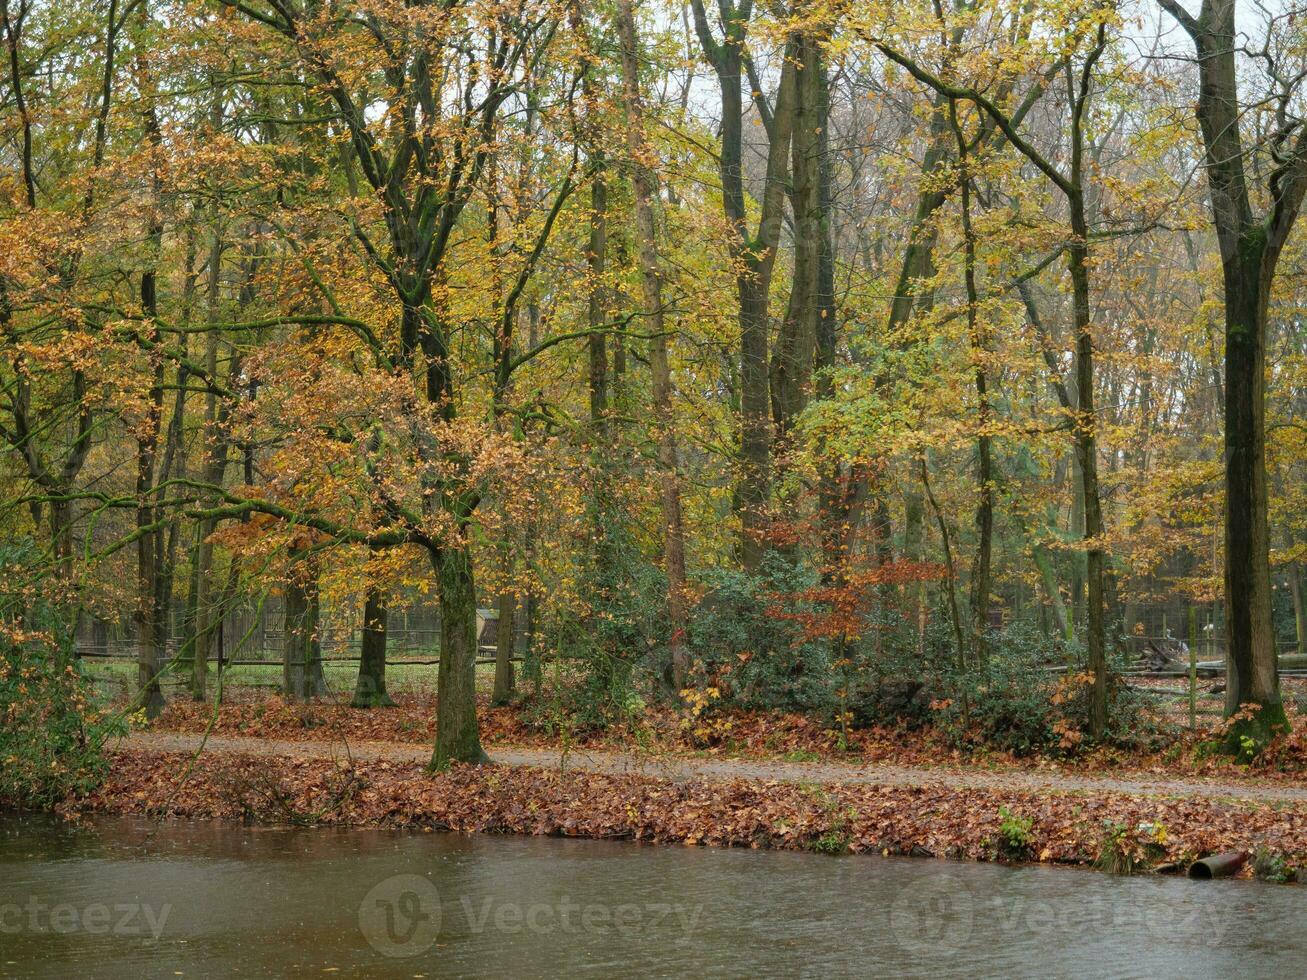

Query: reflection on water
[0,813,1300,978]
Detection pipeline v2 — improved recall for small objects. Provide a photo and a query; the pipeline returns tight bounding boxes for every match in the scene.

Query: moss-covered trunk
[1067,230,1107,740]
[431,543,489,768]
[1221,237,1285,744]
[1158,0,1293,748]
[352,584,393,708]
[283,554,325,701]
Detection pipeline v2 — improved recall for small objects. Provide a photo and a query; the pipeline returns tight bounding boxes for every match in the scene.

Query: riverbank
[57,741,1307,881]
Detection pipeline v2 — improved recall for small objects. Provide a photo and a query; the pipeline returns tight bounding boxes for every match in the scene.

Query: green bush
[995,805,1035,859]
[519,659,648,735]
[529,490,667,730]
[0,544,122,809]
[934,628,1066,753]
[931,623,1161,756]
[1,642,119,808]
[686,555,837,714]
[1252,844,1295,883]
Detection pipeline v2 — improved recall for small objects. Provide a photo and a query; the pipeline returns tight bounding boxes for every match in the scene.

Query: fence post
[1188,606,1198,732]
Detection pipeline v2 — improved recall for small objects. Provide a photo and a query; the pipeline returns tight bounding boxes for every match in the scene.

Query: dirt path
[121,732,1307,805]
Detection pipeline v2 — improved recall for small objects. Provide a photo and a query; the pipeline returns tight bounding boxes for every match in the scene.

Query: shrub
[994,805,1035,859]
[0,543,122,809]
[930,624,1163,756]
[679,685,734,747]
[802,786,855,855]
[1095,821,1138,875]
[1252,844,1295,883]
[1094,819,1168,875]
[686,555,837,714]
[530,499,668,730]
[519,660,648,736]
[1,635,121,809]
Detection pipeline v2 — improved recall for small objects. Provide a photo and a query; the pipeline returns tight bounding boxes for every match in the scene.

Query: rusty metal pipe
[1188,851,1248,879]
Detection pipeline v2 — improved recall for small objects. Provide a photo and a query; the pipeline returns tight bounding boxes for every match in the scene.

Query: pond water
[0,814,1301,978]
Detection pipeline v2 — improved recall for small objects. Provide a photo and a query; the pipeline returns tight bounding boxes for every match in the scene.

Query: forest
[4,0,1307,904]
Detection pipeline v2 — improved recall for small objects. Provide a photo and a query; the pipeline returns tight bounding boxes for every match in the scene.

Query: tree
[615,0,690,690]
[690,0,798,570]
[875,2,1116,735]
[283,548,326,700]
[1157,0,1307,745]
[353,555,394,708]
[217,0,580,765]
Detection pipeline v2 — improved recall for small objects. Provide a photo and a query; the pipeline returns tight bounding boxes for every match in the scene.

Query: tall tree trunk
[1069,451,1086,625]
[1065,42,1109,734]
[482,136,519,712]
[886,90,954,331]
[587,160,609,431]
[617,0,689,689]
[810,49,845,580]
[191,159,225,701]
[492,588,515,705]
[903,483,927,653]
[430,542,489,767]
[921,455,966,671]
[49,501,74,579]
[283,552,326,701]
[353,573,393,708]
[1032,539,1071,641]
[1220,240,1282,735]
[690,0,796,570]
[738,273,773,571]
[134,161,166,719]
[134,507,165,718]
[1158,0,1300,745]
[283,567,305,700]
[1067,223,1107,738]
[282,560,308,700]
[771,32,824,437]
[1290,562,1306,657]
[578,31,615,620]
[950,100,992,660]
